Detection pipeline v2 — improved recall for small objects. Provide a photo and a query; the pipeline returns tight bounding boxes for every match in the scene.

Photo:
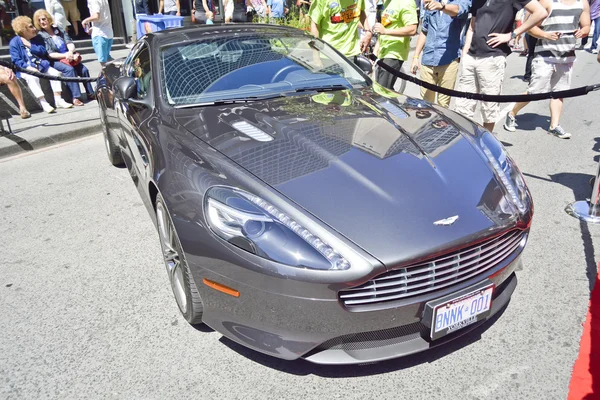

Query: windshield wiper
[293,84,351,94]
[175,94,285,108]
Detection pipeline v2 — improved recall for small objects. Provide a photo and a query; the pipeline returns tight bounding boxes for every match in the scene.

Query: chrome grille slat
[404,230,517,268]
[373,230,521,282]
[340,235,521,299]
[339,230,526,306]
[345,232,523,292]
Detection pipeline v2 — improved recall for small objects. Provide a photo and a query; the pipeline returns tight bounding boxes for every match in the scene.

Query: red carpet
[568,264,600,400]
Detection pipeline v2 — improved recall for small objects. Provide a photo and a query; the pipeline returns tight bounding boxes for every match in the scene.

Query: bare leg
[6,80,27,112]
[549,98,563,129]
[511,100,530,117]
[73,20,79,36]
[0,68,29,117]
[483,122,495,132]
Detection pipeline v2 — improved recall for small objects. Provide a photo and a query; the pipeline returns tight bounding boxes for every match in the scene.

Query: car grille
[339,229,526,307]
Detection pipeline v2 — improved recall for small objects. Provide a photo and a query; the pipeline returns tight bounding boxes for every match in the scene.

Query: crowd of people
[303,0,591,138]
[0,0,111,117]
[0,0,596,140]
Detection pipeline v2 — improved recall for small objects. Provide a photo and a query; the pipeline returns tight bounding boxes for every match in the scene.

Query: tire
[155,193,204,325]
[100,105,125,167]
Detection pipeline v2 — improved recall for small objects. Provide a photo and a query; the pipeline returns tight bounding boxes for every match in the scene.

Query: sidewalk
[0,49,130,159]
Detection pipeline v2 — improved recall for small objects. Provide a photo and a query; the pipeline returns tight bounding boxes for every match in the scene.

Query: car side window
[121,41,143,75]
[127,45,152,99]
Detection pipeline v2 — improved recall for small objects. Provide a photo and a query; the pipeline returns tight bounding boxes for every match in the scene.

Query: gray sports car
[97,24,533,365]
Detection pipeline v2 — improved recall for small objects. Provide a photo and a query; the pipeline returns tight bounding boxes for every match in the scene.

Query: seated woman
[0,66,31,119]
[9,16,72,113]
[33,9,92,106]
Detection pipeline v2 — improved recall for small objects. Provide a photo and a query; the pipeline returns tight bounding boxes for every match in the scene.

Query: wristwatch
[511,31,517,39]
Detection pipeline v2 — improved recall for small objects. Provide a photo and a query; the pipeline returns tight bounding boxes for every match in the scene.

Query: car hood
[174,88,519,268]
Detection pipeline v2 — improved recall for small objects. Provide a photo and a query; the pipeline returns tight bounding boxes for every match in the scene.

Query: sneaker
[40,101,55,113]
[593,49,599,54]
[504,112,517,132]
[548,125,572,139]
[55,98,73,109]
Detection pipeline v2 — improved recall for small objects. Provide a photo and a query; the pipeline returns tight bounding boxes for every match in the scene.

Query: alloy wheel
[156,202,188,314]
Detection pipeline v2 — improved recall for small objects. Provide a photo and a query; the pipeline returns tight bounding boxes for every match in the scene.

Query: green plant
[253,8,310,31]
[279,9,311,30]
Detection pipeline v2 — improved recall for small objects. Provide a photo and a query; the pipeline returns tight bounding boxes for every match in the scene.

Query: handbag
[60,52,82,67]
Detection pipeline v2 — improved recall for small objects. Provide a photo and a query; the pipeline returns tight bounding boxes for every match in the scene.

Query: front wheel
[99,105,125,167]
[155,193,204,324]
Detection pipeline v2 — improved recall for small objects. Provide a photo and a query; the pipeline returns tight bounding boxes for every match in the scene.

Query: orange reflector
[203,278,240,297]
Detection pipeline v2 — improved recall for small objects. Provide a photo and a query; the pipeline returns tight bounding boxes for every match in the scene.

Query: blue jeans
[51,60,82,98]
[165,10,177,15]
[72,63,94,95]
[591,17,600,50]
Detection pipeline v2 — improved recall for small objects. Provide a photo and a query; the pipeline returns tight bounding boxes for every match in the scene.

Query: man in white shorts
[504,0,590,138]
[453,0,547,133]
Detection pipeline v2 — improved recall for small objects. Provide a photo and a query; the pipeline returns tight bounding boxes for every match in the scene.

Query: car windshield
[159,32,369,106]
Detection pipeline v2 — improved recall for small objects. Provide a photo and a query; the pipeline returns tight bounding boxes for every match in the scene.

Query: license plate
[423,282,494,341]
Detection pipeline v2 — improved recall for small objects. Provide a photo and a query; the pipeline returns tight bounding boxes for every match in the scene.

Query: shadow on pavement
[218,304,509,377]
[518,163,600,398]
[509,74,528,82]
[192,323,215,333]
[0,133,34,151]
[523,170,597,292]
[511,113,551,132]
[10,117,100,135]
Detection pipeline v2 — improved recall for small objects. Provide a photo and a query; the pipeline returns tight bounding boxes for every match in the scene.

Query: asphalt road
[1,49,600,400]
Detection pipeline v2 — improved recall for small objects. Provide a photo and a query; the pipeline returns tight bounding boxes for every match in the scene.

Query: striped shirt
[535,0,583,63]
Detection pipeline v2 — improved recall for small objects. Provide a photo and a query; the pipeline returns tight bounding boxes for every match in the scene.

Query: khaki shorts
[454,53,507,124]
[528,57,573,94]
[61,0,80,21]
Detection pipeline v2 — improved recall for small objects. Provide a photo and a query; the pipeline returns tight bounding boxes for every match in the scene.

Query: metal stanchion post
[566,159,600,223]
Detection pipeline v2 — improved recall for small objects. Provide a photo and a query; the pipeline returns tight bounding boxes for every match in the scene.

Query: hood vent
[231,121,273,142]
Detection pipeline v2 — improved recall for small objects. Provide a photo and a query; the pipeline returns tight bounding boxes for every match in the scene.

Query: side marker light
[203,278,241,297]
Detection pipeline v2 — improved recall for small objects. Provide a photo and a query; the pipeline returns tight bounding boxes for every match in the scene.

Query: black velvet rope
[0,59,98,83]
[368,54,600,102]
[3,55,599,99]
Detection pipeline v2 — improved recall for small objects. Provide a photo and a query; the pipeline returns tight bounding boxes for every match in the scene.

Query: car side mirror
[354,55,373,75]
[114,76,137,101]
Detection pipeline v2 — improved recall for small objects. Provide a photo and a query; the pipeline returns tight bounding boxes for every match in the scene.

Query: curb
[0,123,101,160]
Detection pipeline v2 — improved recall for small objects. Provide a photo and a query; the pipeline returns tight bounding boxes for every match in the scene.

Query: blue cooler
[136,14,184,39]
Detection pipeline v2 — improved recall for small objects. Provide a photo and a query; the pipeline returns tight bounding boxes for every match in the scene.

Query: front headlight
[205,186,350,271]
[480,131,529,214]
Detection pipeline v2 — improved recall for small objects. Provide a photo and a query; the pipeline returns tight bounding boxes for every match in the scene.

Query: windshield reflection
[161,34,368,106]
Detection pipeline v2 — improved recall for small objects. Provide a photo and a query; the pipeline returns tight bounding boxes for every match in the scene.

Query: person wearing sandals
[0,66,31,119]
[9,16,73,113]
[33,9,93,105]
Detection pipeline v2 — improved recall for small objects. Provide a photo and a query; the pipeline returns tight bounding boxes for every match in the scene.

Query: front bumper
[188,248,521,365]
